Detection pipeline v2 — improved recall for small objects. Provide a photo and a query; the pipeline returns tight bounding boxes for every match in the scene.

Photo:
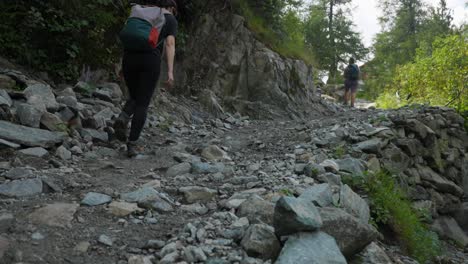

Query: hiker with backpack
[343,57,360,107]
[113,0,178,157]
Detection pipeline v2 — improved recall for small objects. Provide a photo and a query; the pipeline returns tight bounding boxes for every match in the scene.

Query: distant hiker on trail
[113,0,178,157]
[343,57,360,107]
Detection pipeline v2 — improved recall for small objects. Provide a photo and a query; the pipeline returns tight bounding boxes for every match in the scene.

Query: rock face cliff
[175,12,332,120]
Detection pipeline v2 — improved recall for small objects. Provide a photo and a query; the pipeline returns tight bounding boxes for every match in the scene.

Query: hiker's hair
[158,0,177,8]
[349,57,355,64]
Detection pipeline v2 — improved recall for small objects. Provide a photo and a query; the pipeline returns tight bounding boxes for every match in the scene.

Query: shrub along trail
[0,84,468,263]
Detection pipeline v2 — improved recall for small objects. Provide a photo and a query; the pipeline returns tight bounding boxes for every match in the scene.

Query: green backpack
[119,5,167,51]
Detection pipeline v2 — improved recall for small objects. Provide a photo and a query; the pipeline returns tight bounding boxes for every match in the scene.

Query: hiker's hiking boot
[127,140,144,158]
[113,112,130,142]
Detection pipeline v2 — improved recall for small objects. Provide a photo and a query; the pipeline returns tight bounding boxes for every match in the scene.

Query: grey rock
[381,144,411,174]
[336,158,365,176]
[31,232,45,240]
[417,165,463,197]
[237,194,274,225]
[0,89,12,107]
[160,251,179,264]
[201,145,229,161]
[28,203,79,228]
[121,187,160,203]
[56,145,72,160]
[180,203,208,215]
[81,192,112,206]
[275,232,347,264]
[454,202,468,232]
[319,207,380,257]
[16,103,44,128]
[57,107,75,122]
[139,196,174,213]
[23,84,58,111]
[0,120,66,147]
[4,167,33,180]
[273,196,322,237]
[304,163,326,177]
[354,138,388,153]
[0,138,20,149]
[0,178,43,197]
[179,186,217,203]
[192,162,225,174]
[19,147,49,157]
[299,183,334,207]
[93,108,115,129]
[98,234,113,246]
[340,184,370,223]
[56,95,78,110]
[351,242,392,264]
[79,128,108,142]
[184,246,208,262]
[93,89,113,102]
[0,213,14,233]
[320,159,340,173]
[144,240,165,249]
[0,235,9,259]
[41,112,66,131]
[241,224,281,260]
[98,82,123,100]
[166,162,191,177]
[432,216,468,247]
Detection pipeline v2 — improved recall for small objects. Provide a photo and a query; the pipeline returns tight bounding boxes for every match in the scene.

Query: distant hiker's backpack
[345,64,360,80]
[119,5,167,51]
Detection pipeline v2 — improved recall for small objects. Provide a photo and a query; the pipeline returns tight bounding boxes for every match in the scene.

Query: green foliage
[0,0,128,81]
[235,0,316,65]
[347,170,442,263]
[376,34,468,112]
[280,188,295,196]
[332,144,346,159]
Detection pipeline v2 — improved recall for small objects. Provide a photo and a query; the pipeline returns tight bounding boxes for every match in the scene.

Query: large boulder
[275,232,347,264]
[432,216,468,247]
[339,184,370,223]
[240,224,281,260]
[0,178,43,197]
[273,196,322,237]
[298,183,334,207]
[23,83,59,112]
[319,207,380,257]
[237,194,274,225]
[0,120,66,147]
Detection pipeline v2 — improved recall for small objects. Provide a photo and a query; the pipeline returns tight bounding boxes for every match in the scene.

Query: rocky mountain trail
[1,63,468,264]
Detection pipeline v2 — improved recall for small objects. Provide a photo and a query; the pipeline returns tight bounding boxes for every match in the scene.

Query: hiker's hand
[165,72,174,89]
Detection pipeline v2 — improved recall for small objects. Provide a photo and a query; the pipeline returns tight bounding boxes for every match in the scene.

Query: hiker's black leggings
[122,51,161,142]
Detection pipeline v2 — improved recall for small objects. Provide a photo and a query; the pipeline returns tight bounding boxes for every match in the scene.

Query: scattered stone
[109,201,141,217]
[0,88,13,106]
[144,240,165,249]
[354,138,388,154]
[241,224,281,260]
[31,232,45,240]
[237,194,274,225]
[0,120,66,147]
[0,235,10,259]
[74,241,91,253]
[275,232,346,264]
[128,255,155,264]
[0,213,14,233]
[184,246,208,263]
[28,203,79,228]
[336,158,365,176]
[160,251,179,264]
[181,203,208,215]
[98,234,113,246]
[166,162,191,177]
[179,186,217,203]
[79,128,108,142]
[139,196,174,213]
[273,196,323,236]
[19,147,49,157]
[320,159,340,173]
[56,145,72,160]
[81,192,112,206]
[0,178,43,197]
[192,162,225,174]
[4,167,33,180]
[319,207,380,257]
[121,187,160,203]
[201,145,230,161]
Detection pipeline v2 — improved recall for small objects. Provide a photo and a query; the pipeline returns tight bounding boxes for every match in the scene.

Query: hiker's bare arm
[165,35,176,87]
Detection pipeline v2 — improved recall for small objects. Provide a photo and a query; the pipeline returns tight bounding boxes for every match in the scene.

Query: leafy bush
[375,34,468,113]
[345,171,442,263]
[0,0,128,81]
[235,0,316,65]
